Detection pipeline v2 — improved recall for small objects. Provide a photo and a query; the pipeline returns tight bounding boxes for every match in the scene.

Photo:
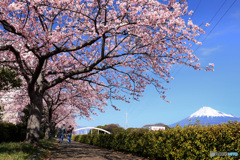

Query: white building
[148,126,165,131]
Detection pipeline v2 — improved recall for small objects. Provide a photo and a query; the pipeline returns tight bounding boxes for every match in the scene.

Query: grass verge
[0,139,56,160]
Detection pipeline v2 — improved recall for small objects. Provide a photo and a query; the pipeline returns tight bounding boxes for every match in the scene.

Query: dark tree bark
[25,91,43,144]
[44,107,53,139]
[44,123,52,139]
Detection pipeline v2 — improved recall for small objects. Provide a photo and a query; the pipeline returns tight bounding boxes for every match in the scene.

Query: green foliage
[0,122,18,143]
[0,142,37,160]
[0,139,56,160]
[0,122,26,143]
[73,122,240,159]
[0,105,32,143]
[0,67,22,91]
[88,124,125,135]
[102,124,125,134]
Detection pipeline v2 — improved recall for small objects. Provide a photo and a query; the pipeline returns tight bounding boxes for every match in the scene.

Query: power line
[172,0,237,77]
[209,0,227,24]
[191,0,202,19]
[195,0,227,43]
[194,0,237,53]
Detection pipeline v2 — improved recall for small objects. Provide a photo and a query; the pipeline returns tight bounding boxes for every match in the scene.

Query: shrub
[0,122,25,142]
[73,122,240,159]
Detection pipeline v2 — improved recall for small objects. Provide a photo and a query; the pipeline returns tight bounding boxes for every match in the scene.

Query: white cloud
[199,46,220,56]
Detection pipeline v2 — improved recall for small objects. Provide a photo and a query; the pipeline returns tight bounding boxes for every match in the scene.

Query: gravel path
[50,139,148,160]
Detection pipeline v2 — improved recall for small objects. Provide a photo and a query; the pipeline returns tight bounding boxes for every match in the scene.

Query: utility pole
[125,112,128,129]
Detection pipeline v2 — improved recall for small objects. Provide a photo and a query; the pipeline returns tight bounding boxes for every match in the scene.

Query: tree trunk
[44,106,53,139]
[25,93,43,144]
[44,123,52,139]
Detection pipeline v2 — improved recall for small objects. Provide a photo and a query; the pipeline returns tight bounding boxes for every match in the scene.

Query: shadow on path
[50,139,148,160]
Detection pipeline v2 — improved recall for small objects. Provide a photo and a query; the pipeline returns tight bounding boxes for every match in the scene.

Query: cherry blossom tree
[42,81,107,139]
[0,86,29,124]
[0,0,213,143]
[0,81,105,139]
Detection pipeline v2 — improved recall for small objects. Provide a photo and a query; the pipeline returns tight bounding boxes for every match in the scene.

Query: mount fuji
[169,106,240,127]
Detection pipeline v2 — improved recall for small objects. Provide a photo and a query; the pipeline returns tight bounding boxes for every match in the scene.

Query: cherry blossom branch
[0,45,30,82]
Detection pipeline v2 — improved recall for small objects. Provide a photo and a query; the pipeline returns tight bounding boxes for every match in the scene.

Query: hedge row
[72,122,240,159]
[0,122,26,143]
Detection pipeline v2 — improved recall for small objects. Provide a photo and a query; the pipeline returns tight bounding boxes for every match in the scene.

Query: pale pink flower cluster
[209,63,214,67]
[8,2,25,11]
[0,0,213,128]
[205,23,210,27]
[196,42,202,45]
[188,10,194,15]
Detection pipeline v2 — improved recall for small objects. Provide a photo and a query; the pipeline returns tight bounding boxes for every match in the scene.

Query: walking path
[50,139,148,160]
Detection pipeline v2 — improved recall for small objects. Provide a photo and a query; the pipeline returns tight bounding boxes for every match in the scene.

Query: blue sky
[77,0,240,128]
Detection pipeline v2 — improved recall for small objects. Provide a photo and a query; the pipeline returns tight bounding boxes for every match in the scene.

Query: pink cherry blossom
[188,10,194,15]
[0,0,213,143]
[205,23,210,27]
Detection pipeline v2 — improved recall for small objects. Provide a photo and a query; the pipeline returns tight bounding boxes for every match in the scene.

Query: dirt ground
[49,139,148,160]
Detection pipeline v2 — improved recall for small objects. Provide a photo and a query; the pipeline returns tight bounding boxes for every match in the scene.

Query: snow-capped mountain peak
[169,106,240,127]
[189,106,234,118]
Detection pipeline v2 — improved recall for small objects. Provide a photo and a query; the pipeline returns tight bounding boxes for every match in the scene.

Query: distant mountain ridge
[169,107,240,127]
